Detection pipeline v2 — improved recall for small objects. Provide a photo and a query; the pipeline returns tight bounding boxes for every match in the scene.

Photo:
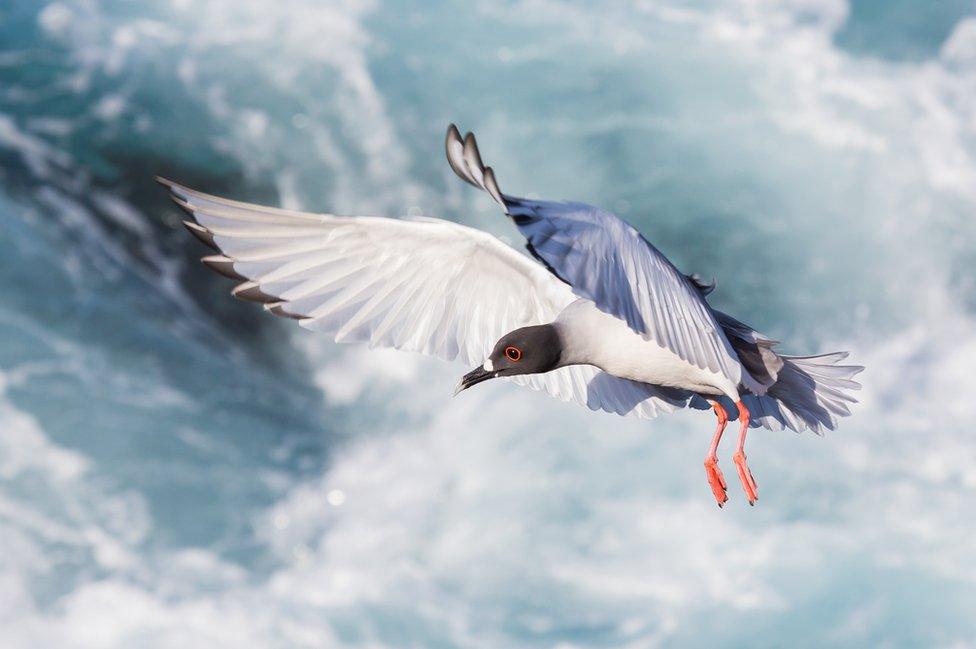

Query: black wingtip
[201,255,246,280]
[482,166,506,209]
[265,301,311,321]
[231,281,279,304]
[445,123,480,188]
[462,132,486,170]
[182,220,219,251]
[171,195,198,217]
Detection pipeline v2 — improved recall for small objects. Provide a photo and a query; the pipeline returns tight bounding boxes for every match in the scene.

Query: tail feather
[745,352,863,434]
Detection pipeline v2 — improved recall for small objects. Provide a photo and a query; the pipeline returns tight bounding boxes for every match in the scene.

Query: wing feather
[160,177,686,419]
[444,126,745,386]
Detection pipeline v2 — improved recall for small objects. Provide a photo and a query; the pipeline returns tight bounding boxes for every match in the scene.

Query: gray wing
[446,125,743,383]
[713,309,784,389]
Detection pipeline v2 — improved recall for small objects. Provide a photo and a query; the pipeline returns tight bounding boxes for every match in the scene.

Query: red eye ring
[505,346,522,362]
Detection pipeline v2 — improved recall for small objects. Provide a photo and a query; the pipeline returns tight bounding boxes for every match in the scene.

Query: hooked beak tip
[453,364,496,397]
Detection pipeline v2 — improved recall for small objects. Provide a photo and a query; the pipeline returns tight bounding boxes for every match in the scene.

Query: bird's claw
[704,457,728,507]
[732,451,759,505]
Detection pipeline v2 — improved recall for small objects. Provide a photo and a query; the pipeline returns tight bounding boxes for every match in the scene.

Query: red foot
[732,451,758,505]
[704,457,728,507]
[704,400,729,507]
[732,400,758,505]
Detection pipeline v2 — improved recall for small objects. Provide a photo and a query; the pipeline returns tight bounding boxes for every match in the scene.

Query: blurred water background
[2,0,976,646]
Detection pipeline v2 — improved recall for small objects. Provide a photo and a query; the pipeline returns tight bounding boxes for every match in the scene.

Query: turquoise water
[2,1,976,646]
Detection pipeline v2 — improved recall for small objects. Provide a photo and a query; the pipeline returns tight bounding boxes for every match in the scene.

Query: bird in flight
[159,124,862,507]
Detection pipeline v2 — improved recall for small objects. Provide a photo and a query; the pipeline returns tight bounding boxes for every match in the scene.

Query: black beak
[453,364,497,396]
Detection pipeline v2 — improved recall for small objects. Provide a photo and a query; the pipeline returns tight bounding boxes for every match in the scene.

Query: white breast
[554,299,739,398]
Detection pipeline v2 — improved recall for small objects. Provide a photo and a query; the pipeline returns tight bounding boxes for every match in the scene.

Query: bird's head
[453,324,563,395]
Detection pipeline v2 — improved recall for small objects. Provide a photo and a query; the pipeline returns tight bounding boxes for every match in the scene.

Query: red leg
[704,400,729,507]
[731,400,758,505]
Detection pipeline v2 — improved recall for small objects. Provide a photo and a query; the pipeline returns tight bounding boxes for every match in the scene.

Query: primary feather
[158,177,693,419]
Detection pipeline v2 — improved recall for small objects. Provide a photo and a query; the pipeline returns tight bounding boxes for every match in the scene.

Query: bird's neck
[551,300,606,367]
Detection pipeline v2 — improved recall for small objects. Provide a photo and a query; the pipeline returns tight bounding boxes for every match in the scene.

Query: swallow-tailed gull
[158,124,863,506]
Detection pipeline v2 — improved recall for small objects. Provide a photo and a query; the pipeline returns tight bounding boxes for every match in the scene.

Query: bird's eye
[505,346,522,362]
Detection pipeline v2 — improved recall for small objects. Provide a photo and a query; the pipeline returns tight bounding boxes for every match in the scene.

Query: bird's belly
[598,340,726,394]
[555,300,734,395]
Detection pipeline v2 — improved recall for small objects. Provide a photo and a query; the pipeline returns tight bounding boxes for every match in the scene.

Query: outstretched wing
[160,178,689,419]
[446,125,744,385]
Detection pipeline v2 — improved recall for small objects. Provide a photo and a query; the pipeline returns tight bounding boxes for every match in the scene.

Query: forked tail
[714,309,863,434]
[743,352,863,433]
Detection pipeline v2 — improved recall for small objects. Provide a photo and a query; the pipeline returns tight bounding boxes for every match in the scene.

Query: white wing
[160,178,691,419]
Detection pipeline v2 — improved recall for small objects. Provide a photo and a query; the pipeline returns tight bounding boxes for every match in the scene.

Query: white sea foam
[3,0,976,646]
[312,345,426,406]
[0,371,77,481]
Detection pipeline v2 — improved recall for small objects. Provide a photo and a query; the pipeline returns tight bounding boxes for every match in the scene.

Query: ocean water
[1,0,975,646]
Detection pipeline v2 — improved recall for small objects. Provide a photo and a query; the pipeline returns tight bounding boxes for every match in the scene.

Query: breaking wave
[1,0,975,646]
